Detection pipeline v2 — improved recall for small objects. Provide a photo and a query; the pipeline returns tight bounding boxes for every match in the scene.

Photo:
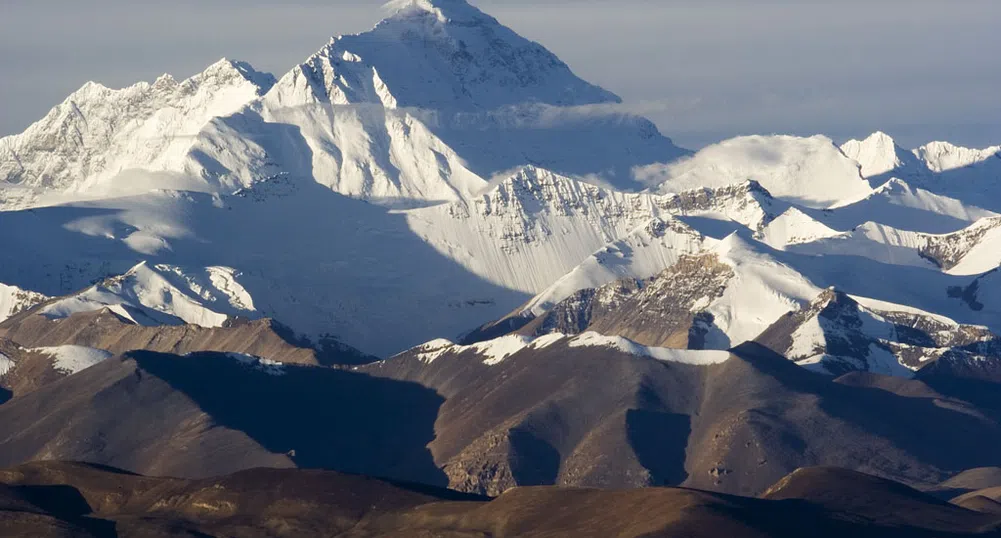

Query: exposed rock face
[920,217,1001,270]
[517,253,734,349]
[586,254,734,348]
[0,59,276,192]
[366,339,1001,497]
[0,284,48,323]
[755,288,1001,378]
[0,308,372,367]
[948,268,1001,318]
[663,179,781,233]
[520,280,642,338]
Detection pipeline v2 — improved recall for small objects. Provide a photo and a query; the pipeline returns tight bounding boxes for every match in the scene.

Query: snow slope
[947,219,1001,275]
[566,332,731,365]
[759,207,840,248]
[785,223,937,270]
[819,179,996,234]
[40,262,258,327]
[0,183,533,357]
[761,288,1001,378]
[409,172,784,320]
[518,217,705,317]
[917,141,1001,174]
[695,234,821,348]
[510,233,823,351]
[0,59,275,196]
[646,135,873,208]
[1,0,687,210]
[0,1,999,365]
[840,131,923,179]
[31,345,113,375]
[841,132,1001,212]
[404,330,731,366]
[0,284,48,323]
[782,217,1001,275]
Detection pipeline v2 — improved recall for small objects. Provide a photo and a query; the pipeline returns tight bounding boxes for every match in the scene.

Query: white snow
[409,334,533,366]
[0,59,275,196]
[567,332,731,365]
[916,141,1001,173]
[946,219,1001,275]
[406,330,730,366]
[470,334,535,365]
[704,233,821,348]
[226,352,286,376]
[862,344,920,378]
[528,333,567,349]
[0,353,13,376]
[781,290,990,378]
[519,217,705,316]
[787,317,827,361]
[824,178,997,234]
[760,207,840,248]
[840,131,913,178]
[0,283,48,323]
[842,131,1001,181]
[785,222,935,270]
[32,346,113,375]
[645,135,873,209]
[411,339,457,364]
[0,1,999,369]
[39,262,258,328]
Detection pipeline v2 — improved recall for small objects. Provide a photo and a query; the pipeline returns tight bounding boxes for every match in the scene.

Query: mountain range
[2,0,1001,531]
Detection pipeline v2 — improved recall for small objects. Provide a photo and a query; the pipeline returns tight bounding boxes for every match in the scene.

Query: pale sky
[2,0,999,149]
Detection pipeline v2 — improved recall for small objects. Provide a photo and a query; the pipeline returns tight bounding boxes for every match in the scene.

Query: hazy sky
[2,0,999,149]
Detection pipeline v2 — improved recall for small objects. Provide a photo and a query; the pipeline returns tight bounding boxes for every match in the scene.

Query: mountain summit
[0,1,999,361]
[1,0,681,204]
[341,0,623,110]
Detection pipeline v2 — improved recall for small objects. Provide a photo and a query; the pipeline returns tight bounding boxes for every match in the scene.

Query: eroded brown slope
[4,341,1001,501]
[0,307,374,367]
[1,461,997,538]
[369,340,1001,496]
[0,351,444,483]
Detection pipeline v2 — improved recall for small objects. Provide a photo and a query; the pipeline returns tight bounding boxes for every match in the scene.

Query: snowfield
[31,346,114,375]
[0,0,999,378]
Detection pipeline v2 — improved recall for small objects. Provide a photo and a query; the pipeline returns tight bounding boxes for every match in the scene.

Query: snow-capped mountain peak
[915,140,1001,173]
[198,58,277,93]
[0,58,275,194]
[649,135,873,209]
[383,0,493,24]
[2,0,684,208]
[840,131,918,179]
[839,131,1001,180]
[271,0,620,112]
[38,261,259,328]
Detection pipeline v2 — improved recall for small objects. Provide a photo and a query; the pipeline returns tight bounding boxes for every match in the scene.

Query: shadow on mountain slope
[626,409,691,486]
[867,156,1001,213]
[743,232,999,330]
[129,351,448,485]
[715,343,1001,476]
[426,108,689,190]
[0,120,533,356]
[0,351,448,486]
[4,460,998,537]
